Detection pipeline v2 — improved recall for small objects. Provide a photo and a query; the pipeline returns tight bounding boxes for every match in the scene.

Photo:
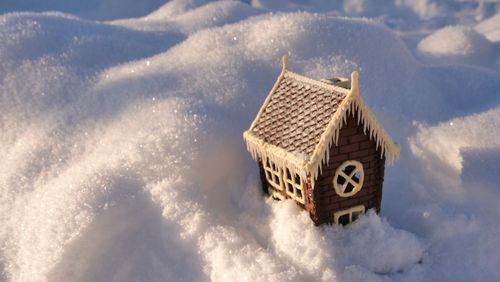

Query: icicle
[326,146,330,164]
[357,105,362,124]
[325,145,330,164]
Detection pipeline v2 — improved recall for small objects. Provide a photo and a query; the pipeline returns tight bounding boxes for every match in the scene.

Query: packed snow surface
[1,1,500,281]
[417,25,495,65]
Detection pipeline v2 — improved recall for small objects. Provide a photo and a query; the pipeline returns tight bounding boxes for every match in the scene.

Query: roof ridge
[285,71,351,94]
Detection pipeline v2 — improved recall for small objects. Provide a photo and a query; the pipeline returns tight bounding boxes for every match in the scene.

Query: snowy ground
[1,0,500,281]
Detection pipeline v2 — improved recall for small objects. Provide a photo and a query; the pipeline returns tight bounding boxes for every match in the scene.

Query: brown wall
[258,161,269,195]
[304,176,317,222]
[311,112,385,225]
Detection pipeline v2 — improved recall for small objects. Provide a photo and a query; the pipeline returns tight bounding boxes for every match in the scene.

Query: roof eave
[243,58,401,188]
[243,131,309,179]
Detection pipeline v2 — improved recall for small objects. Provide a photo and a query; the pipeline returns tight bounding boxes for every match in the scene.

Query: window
[270,189,286,200]
[334,205,365,225]
[333,160,364,197]
[263,158,283,191]
[284,168,305,204]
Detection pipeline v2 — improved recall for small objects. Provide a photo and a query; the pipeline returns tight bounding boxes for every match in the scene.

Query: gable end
[313,111,386,224]
[243,57,400,187]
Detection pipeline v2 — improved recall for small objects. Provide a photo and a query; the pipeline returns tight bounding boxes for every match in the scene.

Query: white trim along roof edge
[243,56,400,187]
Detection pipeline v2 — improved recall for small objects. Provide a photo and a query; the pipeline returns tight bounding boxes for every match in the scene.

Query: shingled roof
[243,56,400,182]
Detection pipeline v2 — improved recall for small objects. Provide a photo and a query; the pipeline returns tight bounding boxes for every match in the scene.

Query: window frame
[334,205,365,225]
[332,160,364,197]
[270,189,286,200]
[284,168,306,204]
[263,157,284,191]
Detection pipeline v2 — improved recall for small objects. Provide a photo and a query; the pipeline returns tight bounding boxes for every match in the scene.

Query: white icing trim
[284,168,306,204]
[248,57,349,133]
[243,63,401,190]
[270,189,286,200]
[351,70,359,93]
[263,157,284,191]
[282,55,288,71]
[243,131,308,180]
[308,71,400,183]
[285,71,351,95]
[333,160,364,197]
[248,69,286,131]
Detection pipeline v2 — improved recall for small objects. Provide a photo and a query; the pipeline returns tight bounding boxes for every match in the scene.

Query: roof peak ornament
[282,55,288,72]
[350,71,359,94]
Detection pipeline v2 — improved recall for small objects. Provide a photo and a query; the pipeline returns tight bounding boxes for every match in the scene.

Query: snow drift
[417,25,495,66]
[1,1,500,281]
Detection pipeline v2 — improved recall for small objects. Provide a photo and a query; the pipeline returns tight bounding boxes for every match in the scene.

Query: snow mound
[271,202,423,278]
[417,25,495,65]
[476,12,500,42]
[142,0,210,21]
[171,1,261,34]
[395,0,442,19]
[2,1,500,281]
[335,210,423,274]
[410,106,500,214]
[0,0,166,21]
[114,1,262,34]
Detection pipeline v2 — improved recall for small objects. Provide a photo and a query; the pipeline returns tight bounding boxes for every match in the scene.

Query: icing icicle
[243,68,400,189]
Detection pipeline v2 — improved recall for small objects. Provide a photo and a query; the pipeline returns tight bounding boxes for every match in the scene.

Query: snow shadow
[0,0,167,21]
[47,178,204,282]
[461,147,500,216]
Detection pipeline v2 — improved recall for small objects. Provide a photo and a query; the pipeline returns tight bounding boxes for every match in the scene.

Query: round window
[333,160,364,197]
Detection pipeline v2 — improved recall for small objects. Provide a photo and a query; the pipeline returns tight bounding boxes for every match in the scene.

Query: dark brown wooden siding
[311,112,385,225]
[258,161,269,195]
[304,176,317,222]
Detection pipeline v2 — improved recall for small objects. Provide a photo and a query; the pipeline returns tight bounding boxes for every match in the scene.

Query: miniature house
[243,56,400,226]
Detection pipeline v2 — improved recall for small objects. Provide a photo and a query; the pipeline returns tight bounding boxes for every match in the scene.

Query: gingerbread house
[243,56,400,225]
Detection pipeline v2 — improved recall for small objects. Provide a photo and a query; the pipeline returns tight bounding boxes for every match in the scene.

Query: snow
[410,107,500,212]
[476,12,500,42]
[1,0,500,281]
[417,25,495,65]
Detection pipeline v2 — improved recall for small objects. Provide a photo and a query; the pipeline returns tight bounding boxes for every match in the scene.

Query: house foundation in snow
[243,56,400,225]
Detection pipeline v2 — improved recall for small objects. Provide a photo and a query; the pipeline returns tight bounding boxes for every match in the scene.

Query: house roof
[251,71,348,160]
[243,56,400,183]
